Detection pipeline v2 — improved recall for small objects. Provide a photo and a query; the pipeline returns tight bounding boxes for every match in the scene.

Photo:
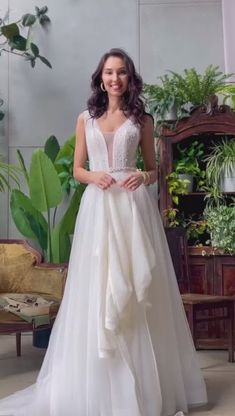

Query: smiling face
[101,56,129,97]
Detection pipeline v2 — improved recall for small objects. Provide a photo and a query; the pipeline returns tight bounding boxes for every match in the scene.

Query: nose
[112,72,119,82]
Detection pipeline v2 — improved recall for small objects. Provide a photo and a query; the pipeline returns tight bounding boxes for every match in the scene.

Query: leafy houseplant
[0,5,51,120]
[0,6,51,68]
[166,172,190,205]
[204,203,235,254]
[144,74,188,123]
[174,140,204,192]
[11,135,85,263]
[144,66,234,129]
[205,138,235,192]
[0,154,21,191]
[169,65,233,107]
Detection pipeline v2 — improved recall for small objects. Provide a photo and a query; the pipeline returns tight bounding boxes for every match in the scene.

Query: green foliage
[54,134,81,194]
[0,5,51,68]
[204,138,235,188]
[204,203,235,254]
[144,66,234,127]
[144,74,188,122]
[11,135,85,262]
[0,154,21,191]
[163,208,182,228]
[174,140,204,176]
[185,218,208,245]
[44,136,60,162]
[170,65,233,106]
[166,172,190,205]
[10,190,48,249]
[0,5,52,119]
[217,83,235,109]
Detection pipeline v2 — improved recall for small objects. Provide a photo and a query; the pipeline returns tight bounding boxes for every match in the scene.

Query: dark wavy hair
[87,48,145,125]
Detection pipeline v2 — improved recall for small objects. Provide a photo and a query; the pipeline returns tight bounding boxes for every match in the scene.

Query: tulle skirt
[0,176,207,416]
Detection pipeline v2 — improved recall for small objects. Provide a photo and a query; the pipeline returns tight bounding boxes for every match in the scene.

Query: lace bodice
[83,110,140,172]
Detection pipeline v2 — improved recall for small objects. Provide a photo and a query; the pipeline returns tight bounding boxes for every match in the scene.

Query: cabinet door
[188,255,214,294]
[214,256,235,295]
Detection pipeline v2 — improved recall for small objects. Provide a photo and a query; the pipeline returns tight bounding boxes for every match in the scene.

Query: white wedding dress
[0,111,207,416]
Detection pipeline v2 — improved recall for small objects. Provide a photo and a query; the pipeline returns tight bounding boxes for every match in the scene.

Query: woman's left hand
[120,171,144,191]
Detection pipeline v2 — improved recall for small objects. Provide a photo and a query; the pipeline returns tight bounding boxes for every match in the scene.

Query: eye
[119,69,127,75]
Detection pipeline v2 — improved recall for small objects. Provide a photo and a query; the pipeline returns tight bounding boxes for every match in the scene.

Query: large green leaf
[1,23,19,40]
[22,14,36,27]
[60,186,85,234]
[50,186,85,262]
[10,189,48,250]
[29,150,63,212]
[51,226,71,263]
[39,56,52,68]
[54,134,75,174]
[9,35,27,51]
[44,136,60,162]
[16,149,29,188]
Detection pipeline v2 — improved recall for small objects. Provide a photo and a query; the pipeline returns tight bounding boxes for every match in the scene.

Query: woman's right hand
[91,172,116,190]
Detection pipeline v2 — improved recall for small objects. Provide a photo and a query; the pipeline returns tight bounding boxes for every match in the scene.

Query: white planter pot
[220,164,235,192]
[163,103,177,121]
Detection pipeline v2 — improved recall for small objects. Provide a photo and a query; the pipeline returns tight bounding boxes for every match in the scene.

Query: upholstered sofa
[0,239,67,356]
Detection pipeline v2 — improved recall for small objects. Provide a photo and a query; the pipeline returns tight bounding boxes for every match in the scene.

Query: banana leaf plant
[0,154,21,191]
[10,135,85,263]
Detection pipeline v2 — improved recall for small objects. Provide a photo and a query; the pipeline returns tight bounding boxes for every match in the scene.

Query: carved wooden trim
[160,104,235,143]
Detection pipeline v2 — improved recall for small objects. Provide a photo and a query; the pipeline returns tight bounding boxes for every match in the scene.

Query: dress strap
[83,109,92,123]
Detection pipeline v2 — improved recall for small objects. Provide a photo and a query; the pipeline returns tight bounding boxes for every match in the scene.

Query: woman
[0,48,207,416]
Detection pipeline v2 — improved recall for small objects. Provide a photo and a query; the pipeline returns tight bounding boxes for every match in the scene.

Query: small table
[181,294,235,362]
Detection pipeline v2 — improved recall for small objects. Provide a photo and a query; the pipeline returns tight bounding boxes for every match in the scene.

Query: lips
[110,84,122,91]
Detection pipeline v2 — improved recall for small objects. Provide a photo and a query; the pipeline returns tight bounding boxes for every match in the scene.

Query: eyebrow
[104,67,127,70]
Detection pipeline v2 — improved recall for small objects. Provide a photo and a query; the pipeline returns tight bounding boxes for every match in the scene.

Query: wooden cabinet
[160,102,235,346]
[188,249,235,296]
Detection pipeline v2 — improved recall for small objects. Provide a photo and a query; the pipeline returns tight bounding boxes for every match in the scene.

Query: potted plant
[11,135,85,263]
[170,65,233,108]
[203,202,235,254]
[144,73,188,124]
[205,138,235,192]
[144,65,234,129]
[173,140,204,192]
[166,172,190,205]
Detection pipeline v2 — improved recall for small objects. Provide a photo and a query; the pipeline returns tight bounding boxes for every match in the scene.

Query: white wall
[0,0,224,237]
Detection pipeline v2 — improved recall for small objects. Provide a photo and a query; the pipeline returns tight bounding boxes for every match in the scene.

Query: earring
[100,82,106,92]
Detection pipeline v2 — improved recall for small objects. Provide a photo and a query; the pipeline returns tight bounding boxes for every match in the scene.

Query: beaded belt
[108,167,137,173]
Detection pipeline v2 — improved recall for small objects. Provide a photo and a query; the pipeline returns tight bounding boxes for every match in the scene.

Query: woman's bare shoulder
[142,112,154,127]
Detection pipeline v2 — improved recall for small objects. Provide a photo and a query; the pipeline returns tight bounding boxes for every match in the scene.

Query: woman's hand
[120,171,144,191]
[91,172,116,190]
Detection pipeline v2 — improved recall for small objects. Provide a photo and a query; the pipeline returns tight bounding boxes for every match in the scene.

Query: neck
[107,96,123,113]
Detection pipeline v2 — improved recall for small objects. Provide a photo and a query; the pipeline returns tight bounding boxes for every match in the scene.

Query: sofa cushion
[0,243,37,292]
[0,243,65,299]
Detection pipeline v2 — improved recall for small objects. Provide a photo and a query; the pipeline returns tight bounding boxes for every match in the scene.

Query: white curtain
[222,0,235,80]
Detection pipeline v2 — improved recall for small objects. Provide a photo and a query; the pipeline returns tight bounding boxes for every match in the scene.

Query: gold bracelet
[145,171,151,185]
[141,171,147,184]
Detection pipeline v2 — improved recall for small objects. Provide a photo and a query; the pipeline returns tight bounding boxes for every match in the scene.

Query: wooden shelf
[181,192,235,196]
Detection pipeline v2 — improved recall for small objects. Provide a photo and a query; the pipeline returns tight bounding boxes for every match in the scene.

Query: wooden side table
[182,294,235,362]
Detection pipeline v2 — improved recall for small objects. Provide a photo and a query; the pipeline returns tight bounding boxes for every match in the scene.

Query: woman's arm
[73,113,115,189]
[139,114,158,184]
[121,115,158,191]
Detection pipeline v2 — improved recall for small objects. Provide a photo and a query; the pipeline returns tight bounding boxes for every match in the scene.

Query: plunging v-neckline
[94,118,130,169]
[94,117,129,138]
